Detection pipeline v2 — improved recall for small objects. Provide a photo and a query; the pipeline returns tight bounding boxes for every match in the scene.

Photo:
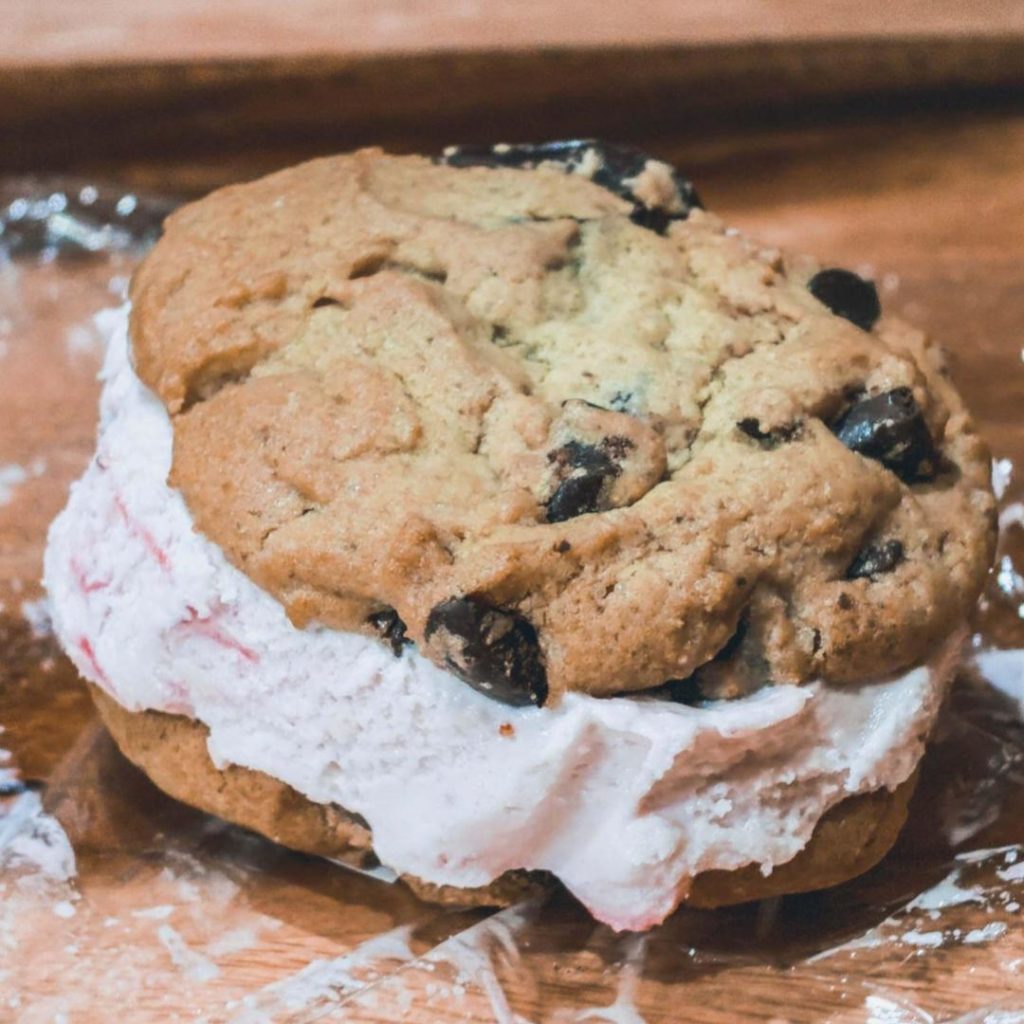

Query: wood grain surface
[8,38,1024,185]
[5,0,1024,64]
[5,2,1024,184]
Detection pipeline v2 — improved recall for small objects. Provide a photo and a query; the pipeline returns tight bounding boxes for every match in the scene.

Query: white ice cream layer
[45,306,955,931]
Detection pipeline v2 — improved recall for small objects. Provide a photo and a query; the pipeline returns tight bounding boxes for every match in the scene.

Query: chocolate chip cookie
[130,142,996,705]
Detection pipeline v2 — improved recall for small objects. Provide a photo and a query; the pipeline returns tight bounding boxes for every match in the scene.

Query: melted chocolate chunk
[846,539,905,580]
[439,139,702,232]
[808,268,881,331]
[547,473,607,523]
[424,597,548,707]
[833,388,940,482]
[737,417,803,449]
[441,139,597,171]
[367,608,410,657]
[545,437,631,523]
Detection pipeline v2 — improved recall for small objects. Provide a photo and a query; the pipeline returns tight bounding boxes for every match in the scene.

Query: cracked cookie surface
[130,146,996,702]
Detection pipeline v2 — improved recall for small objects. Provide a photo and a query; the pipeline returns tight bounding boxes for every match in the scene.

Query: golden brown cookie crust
[130,148,995,701]
[89,683,916,911]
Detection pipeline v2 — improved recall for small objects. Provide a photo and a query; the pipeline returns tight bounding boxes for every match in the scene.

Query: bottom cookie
[89,683,916,913]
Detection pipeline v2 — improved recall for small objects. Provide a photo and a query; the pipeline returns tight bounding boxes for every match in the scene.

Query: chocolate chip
[556,438,623,474]
[441,140,594,171]
[846,539,904,580]
[737,417,803,449]
[808,268,881,331]
[600,435,635,460]
[629,204,684,236]
[832,388,940,482]
[547,474,606,522]
[424,597,548,707]
[837,592,855,610]
[367,608,410,657]
[439,139,702,228]
[545,438,628,523]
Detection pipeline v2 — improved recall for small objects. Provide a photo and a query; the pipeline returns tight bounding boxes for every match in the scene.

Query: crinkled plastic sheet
[3,180,1024,1023]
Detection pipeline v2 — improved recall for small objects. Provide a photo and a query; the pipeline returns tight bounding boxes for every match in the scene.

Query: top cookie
[129,143,996,705]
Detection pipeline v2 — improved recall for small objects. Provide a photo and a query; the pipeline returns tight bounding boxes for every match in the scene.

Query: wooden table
[5,0,1024,184]
[4,5,1024,1020]
[6,0,1024,61]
